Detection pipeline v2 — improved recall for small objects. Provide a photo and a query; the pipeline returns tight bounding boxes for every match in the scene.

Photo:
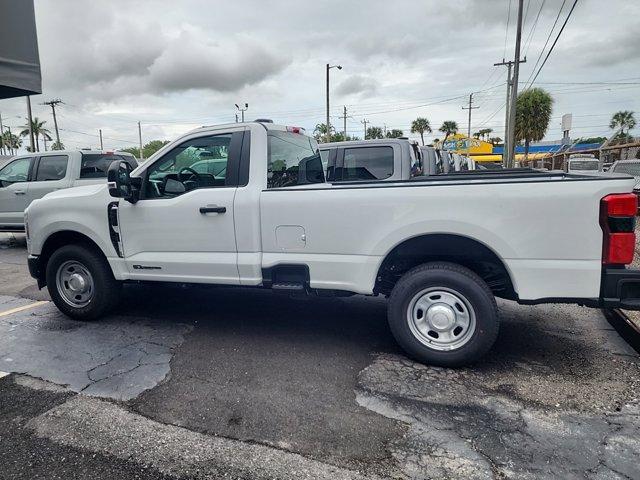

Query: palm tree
[410,117,432,145]
[438,121,458,141]
[489,136,503,146]
[479,128,493,141]
[50,141,65,151]
[1,131,22,155]
[19,117,52,152]
[385,129,404,139]
[514,88,554,164]
[609,111,636,136]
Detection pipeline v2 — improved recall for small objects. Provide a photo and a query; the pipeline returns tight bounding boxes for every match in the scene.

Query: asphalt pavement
[1,232,639,479]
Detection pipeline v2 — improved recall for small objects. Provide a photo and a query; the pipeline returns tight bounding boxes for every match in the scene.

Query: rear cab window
[80,153,138,179]
[267,131,323,188]
[341,146,394,181]
[35,155,68,181]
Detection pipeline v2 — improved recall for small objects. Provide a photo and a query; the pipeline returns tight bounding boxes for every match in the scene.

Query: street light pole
[26,96,35,153]
[235,103,248,122]
[325,64,342,142]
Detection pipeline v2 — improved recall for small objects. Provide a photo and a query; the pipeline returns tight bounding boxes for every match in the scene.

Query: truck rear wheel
[46,244,121,321]
[387,262,499,367]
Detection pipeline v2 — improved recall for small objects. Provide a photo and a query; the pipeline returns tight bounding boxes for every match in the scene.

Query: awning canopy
[0,0,41,99]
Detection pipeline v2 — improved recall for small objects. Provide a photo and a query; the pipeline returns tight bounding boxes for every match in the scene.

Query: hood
[41,183,108,201]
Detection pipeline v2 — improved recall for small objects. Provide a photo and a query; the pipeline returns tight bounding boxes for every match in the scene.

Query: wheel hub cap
[67,273,87,293]
[56,260,94,308]
[407,287,477,352]
[426,304,456,331]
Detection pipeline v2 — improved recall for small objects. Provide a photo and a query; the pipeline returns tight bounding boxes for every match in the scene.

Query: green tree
[313,123,332,142]
[410,117,432,145]
[50,141,65,151]
[514,87,554,164]
[489,136,503,146]
[19,117,52,152]
[366,126,383,140]
[609,110,636,136]
[438,121,458,141]
[385,128,404,139]
[122,140,170,159]
[1,131,22,153]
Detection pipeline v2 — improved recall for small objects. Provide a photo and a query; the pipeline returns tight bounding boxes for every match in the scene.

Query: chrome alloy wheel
[407,287,476,351]
[56,260,95,308]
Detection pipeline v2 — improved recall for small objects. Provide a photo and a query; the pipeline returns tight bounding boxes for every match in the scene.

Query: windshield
[613,162,640,176]
[569,160,598,171]
[267,132,323,188]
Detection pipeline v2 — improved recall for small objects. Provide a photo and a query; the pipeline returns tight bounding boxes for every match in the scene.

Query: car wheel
[388,262,499,367]
[46,244,121,321]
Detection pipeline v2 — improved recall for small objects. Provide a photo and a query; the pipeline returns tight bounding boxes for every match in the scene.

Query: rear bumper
[27,255,45,288]
[600,267,640,310]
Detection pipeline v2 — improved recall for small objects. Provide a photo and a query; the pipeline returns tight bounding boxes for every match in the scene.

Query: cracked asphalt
[1,232,639,479]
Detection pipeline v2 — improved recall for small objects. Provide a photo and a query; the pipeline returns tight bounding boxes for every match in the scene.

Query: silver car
[0,150,137,232]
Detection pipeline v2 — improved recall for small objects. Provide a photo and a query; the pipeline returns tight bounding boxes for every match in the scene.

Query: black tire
[387,262,499,367]
[46,243,121,321]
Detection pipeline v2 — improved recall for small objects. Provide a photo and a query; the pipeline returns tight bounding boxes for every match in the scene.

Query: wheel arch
[36,230,109,287]
[374,233,517,299]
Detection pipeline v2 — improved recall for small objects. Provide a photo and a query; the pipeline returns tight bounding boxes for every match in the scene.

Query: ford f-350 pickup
[24,121,640,366]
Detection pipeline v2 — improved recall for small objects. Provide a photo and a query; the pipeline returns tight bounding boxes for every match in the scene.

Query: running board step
[271,282,305,292]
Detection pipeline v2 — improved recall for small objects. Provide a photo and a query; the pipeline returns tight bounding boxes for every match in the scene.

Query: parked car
[565,154,600,174]
[0,150,136,232]
[25,121,640,367]
[319,138,421,181]
[607,159,640,191]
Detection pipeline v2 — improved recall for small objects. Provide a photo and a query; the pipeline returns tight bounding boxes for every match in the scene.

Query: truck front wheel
[46,244,121,321]
[387,262,499,367]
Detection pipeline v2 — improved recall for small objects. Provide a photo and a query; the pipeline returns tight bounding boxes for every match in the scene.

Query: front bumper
[601,267,640,310]
[27,255,45,289]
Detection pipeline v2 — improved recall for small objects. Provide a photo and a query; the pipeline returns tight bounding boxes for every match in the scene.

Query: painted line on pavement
[0,301,49,318]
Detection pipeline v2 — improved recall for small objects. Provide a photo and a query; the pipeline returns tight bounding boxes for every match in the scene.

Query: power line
[528,0,580,87]
[503,0,513,59]
[523,0,567,88]
[523,0,546,56]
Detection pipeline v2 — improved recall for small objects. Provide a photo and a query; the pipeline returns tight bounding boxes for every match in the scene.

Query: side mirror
[107,161,139,203]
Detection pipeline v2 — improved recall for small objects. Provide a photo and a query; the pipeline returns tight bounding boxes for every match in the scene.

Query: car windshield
[613,162,640,176]
[569,160,598,171]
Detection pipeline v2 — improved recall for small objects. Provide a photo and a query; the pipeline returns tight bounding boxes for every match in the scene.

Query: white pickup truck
[24,121,640,366]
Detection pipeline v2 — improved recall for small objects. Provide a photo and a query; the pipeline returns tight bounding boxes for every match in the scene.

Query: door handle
[13,190,26,195]
[199,205,226,214]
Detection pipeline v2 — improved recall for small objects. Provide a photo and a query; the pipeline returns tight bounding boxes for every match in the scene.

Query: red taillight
[286,126,305,134]
[602,193,637,216]
[600,193,637,265]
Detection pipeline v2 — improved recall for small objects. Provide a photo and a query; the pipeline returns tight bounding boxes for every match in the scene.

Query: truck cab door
[27,154,72,204]
[116,129,246,284]
[0,156,34,229]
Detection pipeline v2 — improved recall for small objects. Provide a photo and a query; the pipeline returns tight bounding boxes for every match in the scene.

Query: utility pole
[0,111,4,155]
[235,113,239,123]
[361,119,369,140]
[494,59,517,167]
[341,106,348,140]
[462,93,479,155]
[235,103,248,122]
[138,121,144,161]
[99,129,103,150]
[26,96,35,152]
[506,0,525,168]
[42,99,62,148]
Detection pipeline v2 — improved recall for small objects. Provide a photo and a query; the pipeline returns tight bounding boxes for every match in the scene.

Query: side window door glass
[0,157,32,185]
[342,147,394,181]
[34,155,68,181]
[144,134,231,199]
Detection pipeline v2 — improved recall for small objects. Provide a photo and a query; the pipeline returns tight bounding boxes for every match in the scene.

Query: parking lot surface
[1,233,639,479]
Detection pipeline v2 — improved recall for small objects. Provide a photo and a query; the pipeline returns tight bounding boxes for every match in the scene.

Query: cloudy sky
[1,0,639,152]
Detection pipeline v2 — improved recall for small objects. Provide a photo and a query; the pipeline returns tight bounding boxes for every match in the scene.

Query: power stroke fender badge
[132,265,162,270]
